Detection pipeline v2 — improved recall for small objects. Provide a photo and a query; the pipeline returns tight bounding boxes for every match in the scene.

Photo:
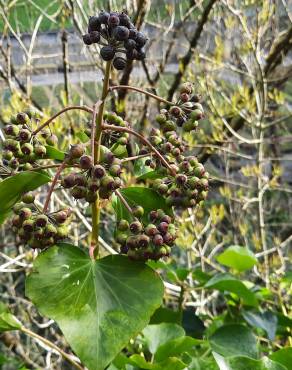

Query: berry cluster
[116,208,177,261]
[82,11,147,70]
[11,193,71,249]
[156,83,205,132]
[62,145,123,202]
[151,156,209,208]
[102,111,130,147]
[2,110,57,172]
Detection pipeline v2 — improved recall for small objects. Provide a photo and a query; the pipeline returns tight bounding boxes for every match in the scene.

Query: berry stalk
[91,61,112,258]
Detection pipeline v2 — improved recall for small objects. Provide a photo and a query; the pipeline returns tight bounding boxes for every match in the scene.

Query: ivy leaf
[155,336,200,361]
[209,324,258,359]
[26,244,164,370]
[205,273,258,306]
[142,323,185,354]
[137,170,164,181]
[213,352,287,370]
[243,310,277,340]
[130,354,186,370]
[216,246,257,272]
[45,145,66,161]
[76,131,90,143]
[269,348,292,369]
[0,303,22,332]
[0,171,50,215]
[112,187,173,224]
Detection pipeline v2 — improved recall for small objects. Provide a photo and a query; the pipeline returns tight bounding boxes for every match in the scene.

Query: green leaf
[137,170,165,181]
[155,336,200,361]
[142,323,185,354]
[112,187,173,224]
[150,307,180,325]
[0,303,22,332]
[130,354,187,370]
[45,145,66,160]
[216,246,257,272]
[205,273,258,306]
[26,244,164,370]
[111,144,128,158]
[76,131,90,143]
[0,171,50,215]
[269,348,292,369]
[209,324,258,359]
[243,310,277,340]
[213,353,287,370]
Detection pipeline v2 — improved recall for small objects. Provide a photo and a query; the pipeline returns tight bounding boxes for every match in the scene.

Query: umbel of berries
[11,193,71,249]
[61,145,123,202]
[156,82,205,132]
[82,11,148,70]
[1,108,58,173]
[115,208,177,261]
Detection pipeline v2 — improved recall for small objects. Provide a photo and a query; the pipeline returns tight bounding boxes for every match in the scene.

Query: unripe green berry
[16,112,30,125]
[109,164,121,176]
[132,205,144,218]
[46,135,58,146]
[116,221,130,235]
[44,224,57,238]
[71,186,87,199]
[21,143,34,156]
[22,192,35,204]
[56,226,69,239]
[85,191,98,203]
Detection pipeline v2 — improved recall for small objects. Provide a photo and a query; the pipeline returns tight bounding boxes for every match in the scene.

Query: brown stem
[43,161,67,213]
[102,124,175,175]
[109,85,174,106]
[115,189,134,215]
[33,106,93,135]
[121,153,150,163]
[90,101,102,159]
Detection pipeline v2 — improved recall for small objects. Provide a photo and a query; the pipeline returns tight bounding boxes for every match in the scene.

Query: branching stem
[102,124,176,175]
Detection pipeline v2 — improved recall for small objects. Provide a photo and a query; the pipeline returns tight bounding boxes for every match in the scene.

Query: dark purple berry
[149,210,158,221]
[83,33,92,45]
[126,49,138,60]
[62,173,76,188]
[124,39,136,50]
[113,57,127,70]
[136,49,146,60]
[145,224,158,236]
[99,11,110,24]
[113,26,129,41]
[128,28,138,39]
[100,46,115,61]
[79,155,93,169]
[135,32,147,47]
[92,165,106,179]
[108,14,120,27]
[88,16,101,32]
[153,234,164,246]
[19,129,31,142]
[118,12,130,26]
[158,222,169,234]
[89,31,100,43]
[75,174,87,187]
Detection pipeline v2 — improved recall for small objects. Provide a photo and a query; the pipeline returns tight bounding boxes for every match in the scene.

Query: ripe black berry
[135,32,147,47]
[99,11,110,24]
[100,46,115,61]
[88,16,101,32]
[128,28,138,39]
[124,39,136,50]
[89,31,100,43]
[113,26,129,41]
[108,14,120,27]
[83,33,92,45]
[113,57,127,70]
[119,12,130,26]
